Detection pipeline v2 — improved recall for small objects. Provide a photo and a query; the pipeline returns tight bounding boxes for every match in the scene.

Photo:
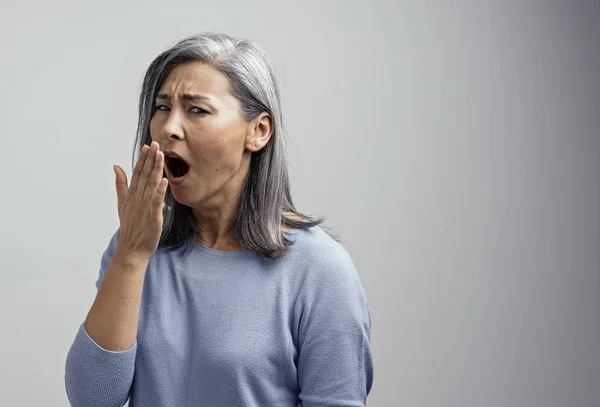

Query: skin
[150,61,299,251]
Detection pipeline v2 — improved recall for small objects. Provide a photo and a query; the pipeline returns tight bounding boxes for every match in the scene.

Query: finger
[114,165,128,208]
[144,148,164,203]
[153,177,169,218]
[139,141,158,198]
[129,144,150,196]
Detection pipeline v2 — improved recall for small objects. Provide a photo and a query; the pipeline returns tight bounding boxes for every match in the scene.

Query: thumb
[114,165,128,208]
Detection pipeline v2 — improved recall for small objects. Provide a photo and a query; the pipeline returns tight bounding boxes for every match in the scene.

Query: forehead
[157,61,232,98]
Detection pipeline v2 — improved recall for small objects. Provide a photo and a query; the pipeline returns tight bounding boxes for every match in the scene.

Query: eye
[152,105,208,114]
[190,106,208,114]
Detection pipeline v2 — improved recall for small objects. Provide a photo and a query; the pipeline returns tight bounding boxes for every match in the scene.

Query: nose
[161,110,185,141]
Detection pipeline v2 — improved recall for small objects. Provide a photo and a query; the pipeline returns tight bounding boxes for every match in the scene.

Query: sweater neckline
[191,227,300,257]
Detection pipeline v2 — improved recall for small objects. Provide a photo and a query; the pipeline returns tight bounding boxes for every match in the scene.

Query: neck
[192,201,240,251]
[192,210,301,252]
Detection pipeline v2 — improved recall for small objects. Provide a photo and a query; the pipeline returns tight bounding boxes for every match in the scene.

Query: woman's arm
[296,251,374,406]
[65,228,146,407]
[85,246,148,352]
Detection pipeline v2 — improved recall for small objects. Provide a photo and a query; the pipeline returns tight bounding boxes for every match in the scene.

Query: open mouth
[165,156,190,178]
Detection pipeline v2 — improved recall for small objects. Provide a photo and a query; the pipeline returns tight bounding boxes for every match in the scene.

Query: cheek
[200,123,246,159]
[149,117,160,138]
[195,141,243,174]
[191,140,226,170]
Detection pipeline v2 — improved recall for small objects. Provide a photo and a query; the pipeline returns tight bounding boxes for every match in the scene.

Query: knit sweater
[64,225,374,406]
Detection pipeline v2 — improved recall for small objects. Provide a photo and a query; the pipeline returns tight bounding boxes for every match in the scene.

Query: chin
[171,190,209,209]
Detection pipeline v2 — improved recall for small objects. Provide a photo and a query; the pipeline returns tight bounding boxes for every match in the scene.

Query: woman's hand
[113,141,169,262]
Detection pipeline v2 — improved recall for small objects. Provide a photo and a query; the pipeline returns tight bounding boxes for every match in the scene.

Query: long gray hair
[131,32,332,259]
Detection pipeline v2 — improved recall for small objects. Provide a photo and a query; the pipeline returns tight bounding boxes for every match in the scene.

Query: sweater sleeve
[296,250,374,407]
[64,227,137,407]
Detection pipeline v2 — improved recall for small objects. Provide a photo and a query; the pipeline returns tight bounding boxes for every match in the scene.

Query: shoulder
[286,227,371,333]
[287,226,351,263]
[285,226,360,287]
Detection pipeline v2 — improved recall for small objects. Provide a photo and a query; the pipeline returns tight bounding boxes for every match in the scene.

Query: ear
[245,112,273,152]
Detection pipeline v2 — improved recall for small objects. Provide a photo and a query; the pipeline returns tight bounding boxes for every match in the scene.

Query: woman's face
[150,61,270,212]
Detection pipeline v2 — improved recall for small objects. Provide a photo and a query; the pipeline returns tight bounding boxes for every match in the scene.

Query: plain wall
[0,0,598,406]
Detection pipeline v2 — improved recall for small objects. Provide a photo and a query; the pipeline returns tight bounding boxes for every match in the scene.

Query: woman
[65,32,374,407]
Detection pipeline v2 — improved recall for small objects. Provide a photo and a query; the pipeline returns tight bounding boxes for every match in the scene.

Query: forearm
[84,247,149,351]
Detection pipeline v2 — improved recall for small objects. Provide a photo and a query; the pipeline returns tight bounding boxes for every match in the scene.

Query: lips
[162,150,190,167]
[163,150,191,180]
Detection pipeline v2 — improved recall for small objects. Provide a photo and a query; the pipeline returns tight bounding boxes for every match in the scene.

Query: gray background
[0,0,598,406]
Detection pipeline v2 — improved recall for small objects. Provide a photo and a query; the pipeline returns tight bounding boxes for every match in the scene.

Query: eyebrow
[155,93,212,102]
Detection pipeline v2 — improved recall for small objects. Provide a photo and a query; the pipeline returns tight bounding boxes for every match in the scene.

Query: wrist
[113,245,152,269]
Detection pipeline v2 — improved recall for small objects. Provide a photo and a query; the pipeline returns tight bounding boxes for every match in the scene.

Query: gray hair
[131,32,333,259]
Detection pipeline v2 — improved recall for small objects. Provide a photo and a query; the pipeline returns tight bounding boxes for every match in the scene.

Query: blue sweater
[65,225,373,406]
